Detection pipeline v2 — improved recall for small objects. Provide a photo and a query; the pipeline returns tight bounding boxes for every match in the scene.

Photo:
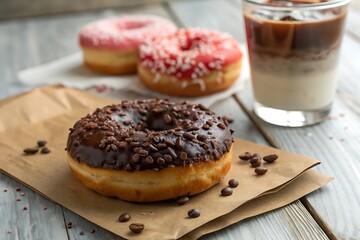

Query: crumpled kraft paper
[0,85,332,239]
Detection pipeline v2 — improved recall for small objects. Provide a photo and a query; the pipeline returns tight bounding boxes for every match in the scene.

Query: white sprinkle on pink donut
[79,15,177,51]
[139,28,242,80]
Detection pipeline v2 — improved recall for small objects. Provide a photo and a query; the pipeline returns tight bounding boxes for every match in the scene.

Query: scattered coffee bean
[129,223,144,233]
[196,134,207,142]
[239,152,253,161]
[250,157,262,168]
[263,154,278,163]
[37,140,47,147]
[90,229,96,233]
[221,187,233,196]
[228,179,239,188]
[23,148,39,155]
[119,213,131,222]
[163,114,172,124]
[145,156,154,164]
[188,208,201,218]
[41,147,51,154]
[23,207,28,211]
[43,207,48,210]
[79,231,84,235]
[176,196,189,205]
[255,167,268,175]
[15,187,21,192]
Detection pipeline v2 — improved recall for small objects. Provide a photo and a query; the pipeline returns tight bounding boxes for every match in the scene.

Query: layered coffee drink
[243,0,349,126]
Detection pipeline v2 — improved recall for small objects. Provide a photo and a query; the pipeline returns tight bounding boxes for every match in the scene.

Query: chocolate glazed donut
[66,99,234,202]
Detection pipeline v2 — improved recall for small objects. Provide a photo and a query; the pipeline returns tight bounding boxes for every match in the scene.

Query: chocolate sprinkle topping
[66,99,233,171]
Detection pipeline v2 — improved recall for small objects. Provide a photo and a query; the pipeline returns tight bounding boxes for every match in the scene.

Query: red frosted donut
[79,16,177,75]
[138,28,243,96]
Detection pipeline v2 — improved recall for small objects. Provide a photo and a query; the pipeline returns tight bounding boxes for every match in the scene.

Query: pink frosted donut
[78,16,177,75]
[138,28,243,96]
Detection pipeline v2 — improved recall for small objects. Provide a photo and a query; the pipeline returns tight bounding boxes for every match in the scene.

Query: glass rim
[243,0,351,11]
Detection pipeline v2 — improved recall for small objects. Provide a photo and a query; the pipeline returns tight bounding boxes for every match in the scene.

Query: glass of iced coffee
[243,0,350,127]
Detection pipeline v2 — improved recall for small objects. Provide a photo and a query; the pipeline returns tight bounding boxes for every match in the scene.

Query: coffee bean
[119,213,131,222]
[149,144,158,152]
[228,179,239,188]
[250,158,262,168]
[175,138,183,149]
[217,123,226,129]
[221,187,233,196]
[157,157,165,165]
[157,143,167,149]
[163,154,172,162]
[41,147,51,154]
[198,104,208,111]
[23,148,39,155]
[183,132,195,140]
[37,140,47,147]
[239,152,253,161]
[118,142,127,149]
[188,209,200,218]
[255,167,268,175]
[163,114,172,124]
[176,196,189,205]
[129,223,144,233]
[196,134,207,142]
[152,136,160,143]
[202,124,210,130]
[138,149,148,157]
[180,152,188,161]
[152,106,163,113]
[130,141,140,147]
[123,120,132,125]
[164,139,175,147]
[142,141,150,147]
[145,156,154,164]
[132,154,140,163]
[167,147,177,158]
[263,154,278,163]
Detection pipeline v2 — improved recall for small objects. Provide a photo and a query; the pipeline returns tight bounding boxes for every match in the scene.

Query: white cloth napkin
[18,50,249,107]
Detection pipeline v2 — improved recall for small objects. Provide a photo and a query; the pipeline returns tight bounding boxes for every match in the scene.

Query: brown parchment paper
[185,170,332,239]
[0,85,332,239]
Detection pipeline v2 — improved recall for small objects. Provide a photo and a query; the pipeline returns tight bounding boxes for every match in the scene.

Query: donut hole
[145,113,176,131]
[124,21,147,30]
[113,20,147,31]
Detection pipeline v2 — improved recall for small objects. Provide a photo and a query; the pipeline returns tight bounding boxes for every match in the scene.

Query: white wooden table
[0,0,359,239]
